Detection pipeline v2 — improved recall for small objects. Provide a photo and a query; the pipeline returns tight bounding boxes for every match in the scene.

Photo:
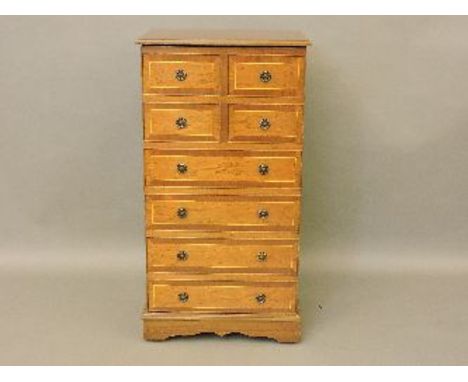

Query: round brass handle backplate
[177,250,189,261]
[257,251,268,262]
[177,207,188,219]
[258,163,269,176]
[178,292,189,303]
[259,118,271,130]
[259,70,272,83]
[175,69,188,81]
[175,117,188,129]
[258,209,269,219]
[177,163,188,174]
[256,293,267,304]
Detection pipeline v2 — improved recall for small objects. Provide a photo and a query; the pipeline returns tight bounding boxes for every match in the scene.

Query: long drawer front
[148,276,297,313]
[145,150,301,187]
[147,239,298,273]
[146,197,300,231]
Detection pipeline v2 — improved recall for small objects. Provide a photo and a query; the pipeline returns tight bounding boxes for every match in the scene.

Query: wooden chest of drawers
[137,31,310,343]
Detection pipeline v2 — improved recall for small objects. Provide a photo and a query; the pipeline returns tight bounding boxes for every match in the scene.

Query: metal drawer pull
[178,292,189,303]
[258,209,269,219]
[258,163,269,176]
[257,251,268,262]
[255,294,267,304]
[259,118,271,130]
[175,69,187,81]
[259,70,272,83]
[175,117,188,129]
[177,207,188,219]
[177,163,188,174]
[177,250,189,261]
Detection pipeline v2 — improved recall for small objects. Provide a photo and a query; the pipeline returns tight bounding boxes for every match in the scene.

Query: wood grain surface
[144,103,221,142]
[143,53,222,95]
[228,55,305,97]
[144,150,301,186]
[145,198,300,231]
[228,104,303,142]
[148,282,297,313]
[147,239,298,274]
[140,37,307,342]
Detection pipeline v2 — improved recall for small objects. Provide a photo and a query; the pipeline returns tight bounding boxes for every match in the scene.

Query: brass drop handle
[257,251,268,262]
[258,209,269,219]
[259,70,272,83]
[175,69,187,81]
[177,207,188,219]
[178,292,189,303]
[175,117,188,129]
[255,293,267,304]
[177,250,189,261]
[259,118,271,130]
[258,163,269,176]
[177,163,188,174]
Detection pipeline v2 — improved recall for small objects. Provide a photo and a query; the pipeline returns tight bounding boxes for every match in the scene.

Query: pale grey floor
[1,244,467,365]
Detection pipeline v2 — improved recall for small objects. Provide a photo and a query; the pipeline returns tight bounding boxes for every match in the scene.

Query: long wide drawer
[147,239,298,273]
[144,150,301,186]
[146,197,300,231]
[147,276,297,313]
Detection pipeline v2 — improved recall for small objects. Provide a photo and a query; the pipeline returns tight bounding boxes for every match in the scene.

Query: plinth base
[143,310,301,343]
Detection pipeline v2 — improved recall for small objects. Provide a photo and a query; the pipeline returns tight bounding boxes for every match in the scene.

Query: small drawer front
[148,282,297,312]
[229,55,305,96]
[146,199,300,231]
[145,152,300,186]
[144,103,221,141]
[143,54,222,95]
[147,240,298,273]
[228,104,303,142]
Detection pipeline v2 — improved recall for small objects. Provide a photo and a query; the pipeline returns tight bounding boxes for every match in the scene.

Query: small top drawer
[229,54,305,97]
[143,53,222,95]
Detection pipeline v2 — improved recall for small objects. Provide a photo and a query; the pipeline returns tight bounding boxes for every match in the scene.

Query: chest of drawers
[137,31,310,343]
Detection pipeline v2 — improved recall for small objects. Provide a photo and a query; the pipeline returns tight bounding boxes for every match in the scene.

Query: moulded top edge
[135,29,312,47]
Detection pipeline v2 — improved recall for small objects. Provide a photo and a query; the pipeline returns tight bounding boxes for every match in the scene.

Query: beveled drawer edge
[144,186,301,197]
[145,229,299,241]
[141,45,307,55]
[142,94,305,104]
[147,271,297,284]
[142,310,301,321]
[147,267,298,276]
[143,141,304,151]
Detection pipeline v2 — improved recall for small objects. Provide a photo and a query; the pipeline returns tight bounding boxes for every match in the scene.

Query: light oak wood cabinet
[137,31,310,343]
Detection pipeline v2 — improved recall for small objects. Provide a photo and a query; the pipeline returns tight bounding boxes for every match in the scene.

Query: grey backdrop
[1,16,467,365]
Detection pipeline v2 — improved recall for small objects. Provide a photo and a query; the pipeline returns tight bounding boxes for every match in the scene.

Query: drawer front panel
[147,240,298,273]
[143,54,222,95]
[228,104,303,142]
[148,282,296,312]
[146,199,300,231]
[144,103,221,141]
[229,55,304,96]
[145,152,300,186]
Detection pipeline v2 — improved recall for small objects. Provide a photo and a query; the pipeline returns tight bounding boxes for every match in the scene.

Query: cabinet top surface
[136,29,311,47]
